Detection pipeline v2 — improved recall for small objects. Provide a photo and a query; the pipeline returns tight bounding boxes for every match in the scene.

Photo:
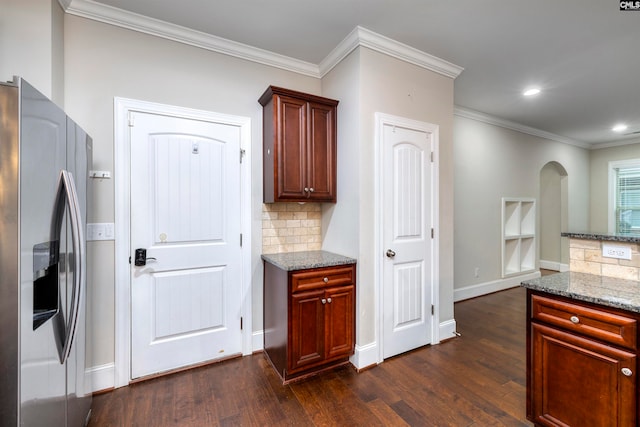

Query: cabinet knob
[327,297,332,304]
[323,277,329,283]
[622,368,633,377]
[570,315,580,324]
[304,187,309,193]
[309,188,315,193]
[321,298,327,305]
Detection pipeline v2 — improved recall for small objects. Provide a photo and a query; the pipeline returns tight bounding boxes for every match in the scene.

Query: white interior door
[129,111,242,379]
[382,122,434,359]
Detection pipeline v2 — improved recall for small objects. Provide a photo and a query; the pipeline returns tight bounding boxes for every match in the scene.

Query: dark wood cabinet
[263,261,355,383]
[259,86,338,203]
[527,291,638,426]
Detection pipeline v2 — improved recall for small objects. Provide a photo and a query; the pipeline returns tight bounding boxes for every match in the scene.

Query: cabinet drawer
[291,265,354,293]
[531,294,637,350]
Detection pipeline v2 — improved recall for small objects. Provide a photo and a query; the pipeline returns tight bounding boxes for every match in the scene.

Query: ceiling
[68,0,640,148]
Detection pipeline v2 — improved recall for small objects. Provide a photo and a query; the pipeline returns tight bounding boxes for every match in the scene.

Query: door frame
[113,98,252,388]
[374,112,440,364]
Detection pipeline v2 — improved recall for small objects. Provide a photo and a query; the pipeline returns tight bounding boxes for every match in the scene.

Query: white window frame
[608,158,640,234]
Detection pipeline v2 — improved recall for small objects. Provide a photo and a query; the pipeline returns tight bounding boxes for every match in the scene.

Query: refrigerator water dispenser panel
[32,241,59,330]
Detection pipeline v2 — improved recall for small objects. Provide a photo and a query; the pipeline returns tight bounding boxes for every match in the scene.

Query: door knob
[134,248,157,266]
[386,249,396,258]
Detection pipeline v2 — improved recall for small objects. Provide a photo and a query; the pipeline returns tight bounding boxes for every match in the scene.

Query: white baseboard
[86,363,115,393]
[351,342,379,370]
[540,259,569,272]
[252,330,264,353]
[438,319,458,342]
[88,331,263,394]
[454,271,541,302]
[350,319,459,369]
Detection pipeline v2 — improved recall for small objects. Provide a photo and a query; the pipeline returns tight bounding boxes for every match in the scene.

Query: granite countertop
[521,271,640,313]
[562,232,640,244]
[262,250,356,271]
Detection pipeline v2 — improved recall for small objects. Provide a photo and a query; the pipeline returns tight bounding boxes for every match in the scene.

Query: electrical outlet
[602,244,632,260]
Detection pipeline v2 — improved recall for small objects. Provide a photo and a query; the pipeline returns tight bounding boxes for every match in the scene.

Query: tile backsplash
[262,203,322,254]
[569,238,640,281]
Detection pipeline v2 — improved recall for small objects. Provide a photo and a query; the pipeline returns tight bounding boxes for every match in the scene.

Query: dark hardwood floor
[89,285,537,426]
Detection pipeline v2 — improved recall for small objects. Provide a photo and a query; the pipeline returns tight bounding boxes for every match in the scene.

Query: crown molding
[64,0,320,77]
[454,106,592,149]
[65,1,462,81]
[319,26,463,79]
[591,136,640,150]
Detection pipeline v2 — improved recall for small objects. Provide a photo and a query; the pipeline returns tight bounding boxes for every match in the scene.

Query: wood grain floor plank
[89,286,534,426]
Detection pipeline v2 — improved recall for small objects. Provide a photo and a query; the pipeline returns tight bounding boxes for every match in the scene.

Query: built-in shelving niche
[501,197,536,278]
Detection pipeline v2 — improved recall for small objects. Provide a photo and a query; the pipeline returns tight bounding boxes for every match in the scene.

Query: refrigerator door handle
[51,170,85,363]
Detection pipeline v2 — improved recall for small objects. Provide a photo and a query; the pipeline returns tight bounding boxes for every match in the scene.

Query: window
[609,159,640,236]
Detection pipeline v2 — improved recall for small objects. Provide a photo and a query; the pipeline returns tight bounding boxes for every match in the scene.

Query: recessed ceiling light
[612,123,628,132]
[523,88,541,97]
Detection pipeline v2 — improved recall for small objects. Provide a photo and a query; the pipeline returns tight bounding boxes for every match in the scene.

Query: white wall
[0,0,64,103]
[590,142,640,233]
[453,115,590,298]
[63,15,321,368]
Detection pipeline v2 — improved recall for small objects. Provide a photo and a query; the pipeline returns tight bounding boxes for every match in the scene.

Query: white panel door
[130,111,242,379]
[382,123,433,359]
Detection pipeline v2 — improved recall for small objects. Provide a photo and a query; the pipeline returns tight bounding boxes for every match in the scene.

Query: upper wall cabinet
[259,86,338,203]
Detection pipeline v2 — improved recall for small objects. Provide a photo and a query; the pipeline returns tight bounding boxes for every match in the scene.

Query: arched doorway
[539,162,569,271]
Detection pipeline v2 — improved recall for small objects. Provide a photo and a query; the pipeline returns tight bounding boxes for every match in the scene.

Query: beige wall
[589,143,640,233]
[453,115,590,293]
[323,47,456,345]
[539,162,568,266]
[0,0,64,103]
[64,15,321,367]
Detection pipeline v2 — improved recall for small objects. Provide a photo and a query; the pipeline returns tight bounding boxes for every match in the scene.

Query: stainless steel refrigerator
[0,77,92,426]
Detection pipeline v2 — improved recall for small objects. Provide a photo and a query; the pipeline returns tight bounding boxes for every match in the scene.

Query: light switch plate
[87,223,115,241]
[602,244,632,260]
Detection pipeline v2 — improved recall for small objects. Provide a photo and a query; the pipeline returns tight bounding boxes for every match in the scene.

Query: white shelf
[502,197,536,278]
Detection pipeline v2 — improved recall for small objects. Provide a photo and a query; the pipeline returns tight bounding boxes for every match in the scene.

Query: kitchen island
[522,232,640,426]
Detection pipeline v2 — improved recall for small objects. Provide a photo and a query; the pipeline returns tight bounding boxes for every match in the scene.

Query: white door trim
[374,112,440,364]
[113,98,252,388]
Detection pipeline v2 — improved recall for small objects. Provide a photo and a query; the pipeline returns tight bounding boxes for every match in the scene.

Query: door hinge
[128,112,135,127]
[431,228,434,238]
[430,151,434,162]
[240,148,246,163]
[240,317,243,330]
[431,305,435,315]
[240,233,243,247]
[128,256,131,264]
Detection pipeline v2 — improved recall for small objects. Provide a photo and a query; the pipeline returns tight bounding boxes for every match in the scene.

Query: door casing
[374,112,440,363]
[113,98,251,387]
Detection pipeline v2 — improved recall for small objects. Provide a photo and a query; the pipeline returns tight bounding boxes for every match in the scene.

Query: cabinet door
[275,95,307,200]
[307,101,336,202]
[289,289,324,372]
[531,323,636,426]
[325,285,355,360]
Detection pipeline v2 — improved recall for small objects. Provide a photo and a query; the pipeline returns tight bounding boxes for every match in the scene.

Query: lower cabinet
[264,261,356,383]
[527,291,638,426]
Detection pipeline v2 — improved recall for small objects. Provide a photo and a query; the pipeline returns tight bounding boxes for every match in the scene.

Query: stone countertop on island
[561,232,640,244]
[261,250,356,271]
[521,271,640,313]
